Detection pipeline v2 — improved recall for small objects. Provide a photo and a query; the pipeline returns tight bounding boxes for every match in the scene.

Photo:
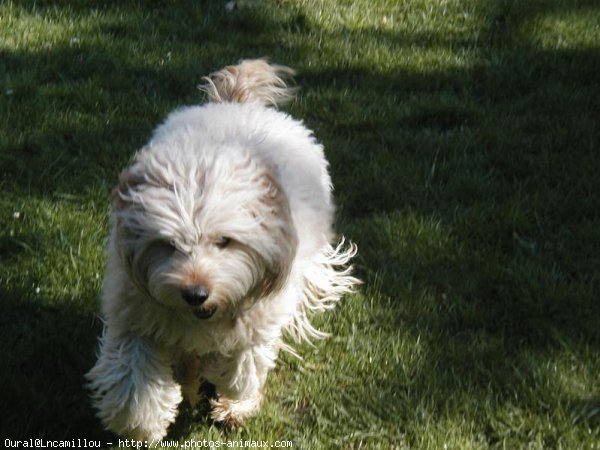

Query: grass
[1,0,599,448]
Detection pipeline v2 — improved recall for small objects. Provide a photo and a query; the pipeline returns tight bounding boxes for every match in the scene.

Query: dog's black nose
[181,286,209,306]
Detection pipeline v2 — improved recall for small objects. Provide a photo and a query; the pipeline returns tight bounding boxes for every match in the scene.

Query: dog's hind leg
[86,332,182,441]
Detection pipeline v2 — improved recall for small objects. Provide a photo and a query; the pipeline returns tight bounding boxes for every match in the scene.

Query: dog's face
[112,147,297,320]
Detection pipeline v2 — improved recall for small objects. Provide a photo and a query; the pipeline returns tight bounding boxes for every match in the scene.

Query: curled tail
[199,58,297,107]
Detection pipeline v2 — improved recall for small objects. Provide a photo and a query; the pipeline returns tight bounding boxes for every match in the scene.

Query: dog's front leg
[202,344,277,427]
[86,332,182,441]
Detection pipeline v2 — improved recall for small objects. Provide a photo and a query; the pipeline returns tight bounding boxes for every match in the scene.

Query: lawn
[1,0,599,448]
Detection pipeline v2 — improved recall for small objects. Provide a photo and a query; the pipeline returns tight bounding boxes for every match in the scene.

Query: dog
[86,59,359,441]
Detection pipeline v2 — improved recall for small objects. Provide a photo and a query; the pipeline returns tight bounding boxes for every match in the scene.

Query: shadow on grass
[0,287,107,440]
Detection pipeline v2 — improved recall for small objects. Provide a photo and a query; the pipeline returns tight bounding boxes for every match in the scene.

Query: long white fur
[86,59,359,440]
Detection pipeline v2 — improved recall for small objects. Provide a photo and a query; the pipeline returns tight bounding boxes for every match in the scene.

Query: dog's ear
[255,169,298,297]
[110,166,148,284]
[111,169,145,211]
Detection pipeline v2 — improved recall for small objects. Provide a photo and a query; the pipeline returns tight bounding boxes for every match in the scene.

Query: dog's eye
[215,237,231,249]
[153,240,178,255]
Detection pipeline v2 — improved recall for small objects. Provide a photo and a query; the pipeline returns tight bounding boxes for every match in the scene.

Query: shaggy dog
[86,59,359,440]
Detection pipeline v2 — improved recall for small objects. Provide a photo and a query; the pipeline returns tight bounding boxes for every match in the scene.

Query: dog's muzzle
[181,286,216,319]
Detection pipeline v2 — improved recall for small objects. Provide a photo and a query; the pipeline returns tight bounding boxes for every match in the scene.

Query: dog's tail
[199,58,296,107]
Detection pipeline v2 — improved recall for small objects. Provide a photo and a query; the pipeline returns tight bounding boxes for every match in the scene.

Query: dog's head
[112,146,297,320]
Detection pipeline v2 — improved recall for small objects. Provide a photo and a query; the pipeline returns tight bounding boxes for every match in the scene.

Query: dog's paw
[210,396,261,428]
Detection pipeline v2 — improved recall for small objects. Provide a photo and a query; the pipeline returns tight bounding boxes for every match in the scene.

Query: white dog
[86,59,359,441]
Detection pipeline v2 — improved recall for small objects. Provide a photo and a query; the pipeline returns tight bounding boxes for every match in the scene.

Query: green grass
[1,0,599,448]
